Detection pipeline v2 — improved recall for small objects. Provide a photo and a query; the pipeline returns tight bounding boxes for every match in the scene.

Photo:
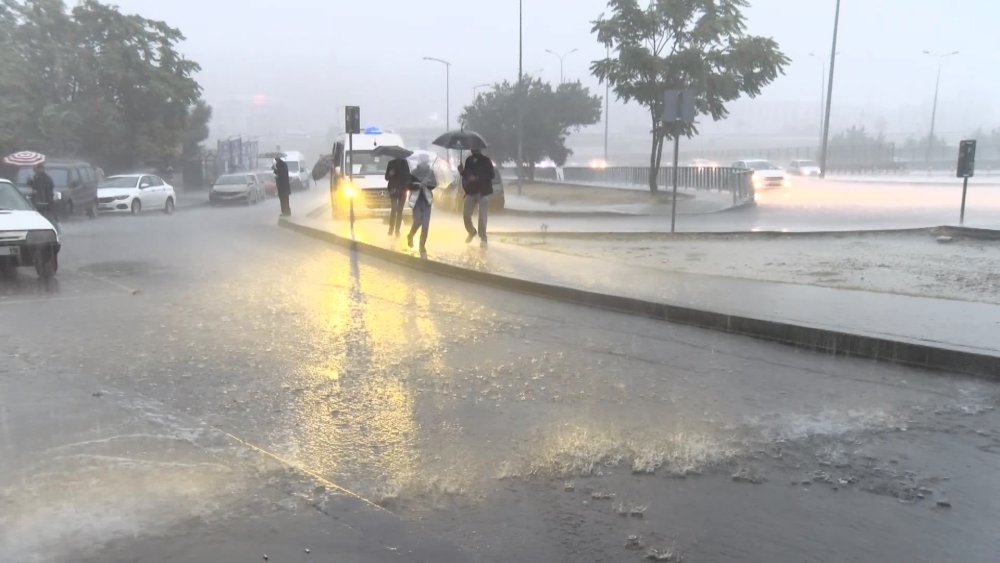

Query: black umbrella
[432,130,488,151]
[312,155,333,181]
[372,145,413,159]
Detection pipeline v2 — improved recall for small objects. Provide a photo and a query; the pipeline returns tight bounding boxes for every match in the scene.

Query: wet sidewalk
[290,208,1000,362]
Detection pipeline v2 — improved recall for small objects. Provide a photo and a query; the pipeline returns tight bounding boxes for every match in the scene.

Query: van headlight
[27,229,58,244]
[52,191,63,200]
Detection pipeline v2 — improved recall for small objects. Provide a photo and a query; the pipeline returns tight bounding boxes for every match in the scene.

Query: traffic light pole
[960,176,969,225]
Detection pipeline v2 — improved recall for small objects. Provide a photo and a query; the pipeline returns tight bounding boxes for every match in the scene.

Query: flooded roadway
[2,194,999,562]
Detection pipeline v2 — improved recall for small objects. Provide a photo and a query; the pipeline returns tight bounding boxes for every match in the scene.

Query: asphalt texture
[2,190,1000,562]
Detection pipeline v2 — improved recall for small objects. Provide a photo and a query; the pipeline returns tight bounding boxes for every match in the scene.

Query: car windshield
[0,181,33,210]
[99,176,139,188]
[349,151,394,175]
[215,174,247,185]
[747,160,778,170]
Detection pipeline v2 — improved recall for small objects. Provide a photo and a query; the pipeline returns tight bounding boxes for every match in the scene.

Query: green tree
[0,0,209,170]
[460,77,601,179]
[591,0,788,192]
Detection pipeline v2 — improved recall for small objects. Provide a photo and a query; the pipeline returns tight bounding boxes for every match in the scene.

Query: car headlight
[52,191,63,200]
[782,178,792,187]
[26,229,57,244]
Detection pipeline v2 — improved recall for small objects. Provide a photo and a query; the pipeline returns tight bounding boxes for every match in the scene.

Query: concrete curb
[494,225,1000,241]
[279,217,1000,379]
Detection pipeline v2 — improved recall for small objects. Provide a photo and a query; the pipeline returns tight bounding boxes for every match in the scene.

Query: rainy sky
[111,0,1000,142]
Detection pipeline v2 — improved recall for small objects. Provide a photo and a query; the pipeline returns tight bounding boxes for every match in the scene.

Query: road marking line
[74,270,139,294]
[0,293,121,306]
[214,427,387,512]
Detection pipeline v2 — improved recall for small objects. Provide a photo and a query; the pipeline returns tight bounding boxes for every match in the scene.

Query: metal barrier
[533,166,754,204]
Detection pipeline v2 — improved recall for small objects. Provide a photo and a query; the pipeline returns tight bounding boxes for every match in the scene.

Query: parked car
[732,159,790,189]
[255,170,278,198]
[97,174,176,215]
[1,159,101,219]
[788,159,822,176]
[209,173,265,205]
[0,179,60,279]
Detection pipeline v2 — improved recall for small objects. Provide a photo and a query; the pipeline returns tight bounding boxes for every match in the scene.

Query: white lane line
[0,293,121,306]
[73,270,140,294]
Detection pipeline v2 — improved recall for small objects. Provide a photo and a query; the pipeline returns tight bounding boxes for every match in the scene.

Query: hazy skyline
[111,0,1000,144]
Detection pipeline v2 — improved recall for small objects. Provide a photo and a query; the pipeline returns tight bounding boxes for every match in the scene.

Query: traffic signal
[957,139,976,178]
[345,106,360,135]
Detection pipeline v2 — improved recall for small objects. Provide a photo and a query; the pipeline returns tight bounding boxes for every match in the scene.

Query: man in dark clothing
[459,148,495,246]
[273,157,291,216]
[385,156,410,236]
[28,163,58,231]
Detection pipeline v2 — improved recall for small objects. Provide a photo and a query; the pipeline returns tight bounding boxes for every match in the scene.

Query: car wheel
[131,199,141,215]
[86,201,98,219]
[163,197,175,214]
[35,253,57,279]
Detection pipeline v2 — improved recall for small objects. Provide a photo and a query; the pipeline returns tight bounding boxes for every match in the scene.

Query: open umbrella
[372,145,413,159]
[312,155,333,181]
[432,130,487,151]
[4,151,46,166]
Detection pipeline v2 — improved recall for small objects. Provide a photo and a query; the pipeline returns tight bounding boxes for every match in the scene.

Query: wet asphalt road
[2,192,1000,562]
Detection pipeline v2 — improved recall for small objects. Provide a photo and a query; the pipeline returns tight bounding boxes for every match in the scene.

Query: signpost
[345,106,361,231]
[956,139,976,225]
[662,89,696,232]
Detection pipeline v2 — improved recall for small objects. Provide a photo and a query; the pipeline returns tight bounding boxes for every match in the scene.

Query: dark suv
[1,160,102,218]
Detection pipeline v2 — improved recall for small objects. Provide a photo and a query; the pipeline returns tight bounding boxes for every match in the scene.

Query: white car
[732,159,791,189]
[0,179,60,279]
[98,174,176,215]
[788,159,822,176]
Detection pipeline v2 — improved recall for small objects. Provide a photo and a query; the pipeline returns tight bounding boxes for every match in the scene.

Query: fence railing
[530,166,755,204]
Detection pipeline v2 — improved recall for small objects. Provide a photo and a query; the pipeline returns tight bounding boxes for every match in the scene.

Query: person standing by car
[406,155,437,256]
[385,155,410,236]
[27,162,59,232]
[274,156,291,216]
[459,148,495,246]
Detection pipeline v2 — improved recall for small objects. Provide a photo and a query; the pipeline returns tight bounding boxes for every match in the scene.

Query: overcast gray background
[110,0,1000,146]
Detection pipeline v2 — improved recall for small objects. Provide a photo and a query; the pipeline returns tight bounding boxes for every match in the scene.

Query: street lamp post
[517,0,523,195]
[818,0,841,179]
[604,46,610,165]
[423,56,451,129]
[473,83,490,101]
[544,48,578,84]
[923,50,959,169]
[808,52,826,150]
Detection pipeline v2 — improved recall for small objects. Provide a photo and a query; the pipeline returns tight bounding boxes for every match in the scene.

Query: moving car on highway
[788,159,822,176]
[97,174,176,215]
[209,173,265,206]
[0,178,60,279]
[733,159,790,189]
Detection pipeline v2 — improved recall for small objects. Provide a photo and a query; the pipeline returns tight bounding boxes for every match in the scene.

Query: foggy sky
[111,0,1000,143]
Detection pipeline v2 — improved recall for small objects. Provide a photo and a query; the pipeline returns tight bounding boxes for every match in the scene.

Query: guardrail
[530,166,755,204]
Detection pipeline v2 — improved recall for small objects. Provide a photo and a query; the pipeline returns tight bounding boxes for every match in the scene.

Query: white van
[330,127,405,211]
[280,150,311,191]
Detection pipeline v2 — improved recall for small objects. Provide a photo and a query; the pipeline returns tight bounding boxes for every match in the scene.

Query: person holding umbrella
[406,154,437,256]
[273,156,291,216]
[375,145,414,237]
[459,148,495,246]
[28,162,58,232]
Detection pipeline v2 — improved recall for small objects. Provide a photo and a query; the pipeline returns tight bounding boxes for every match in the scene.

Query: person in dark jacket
[273,156,291,216]
[458,148,495,246]
[28,162,58,231]
[406,156,437,255]
[385,156,410,236]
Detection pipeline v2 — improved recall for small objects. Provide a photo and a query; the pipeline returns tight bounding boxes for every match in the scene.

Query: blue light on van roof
[363,126,382,135]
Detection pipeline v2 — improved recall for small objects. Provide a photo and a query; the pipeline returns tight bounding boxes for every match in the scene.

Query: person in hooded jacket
[406,155,437,255]
[385,156,410,236]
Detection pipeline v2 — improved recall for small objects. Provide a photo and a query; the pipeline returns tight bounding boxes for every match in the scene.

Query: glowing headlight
[782,178,792,187]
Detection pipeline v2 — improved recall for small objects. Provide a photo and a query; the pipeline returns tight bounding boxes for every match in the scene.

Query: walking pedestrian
[385,155,410,236]
[459,148,495,246]
[406,155,437,255]
[27,162,59,233]
[274,156,291,216]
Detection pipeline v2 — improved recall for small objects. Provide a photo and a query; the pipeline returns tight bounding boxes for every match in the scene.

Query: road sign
[662,89,696,124]
[957,139,976,178]
[345,106,361,135]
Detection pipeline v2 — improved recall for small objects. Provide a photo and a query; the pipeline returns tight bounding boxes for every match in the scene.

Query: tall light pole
[808,52,826,150]
[923,50,959,168]
[517,0,523,194]
[818,0,841,179]
[473,83,490,101]
[423,56,451,129]
[604,46,610,164]
[544,48,578,84]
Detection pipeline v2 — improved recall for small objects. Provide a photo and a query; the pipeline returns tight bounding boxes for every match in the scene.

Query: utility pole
[517,0,523,194]
[923,50,959,169]
[818,0,841,179]
[604,47,610,164]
